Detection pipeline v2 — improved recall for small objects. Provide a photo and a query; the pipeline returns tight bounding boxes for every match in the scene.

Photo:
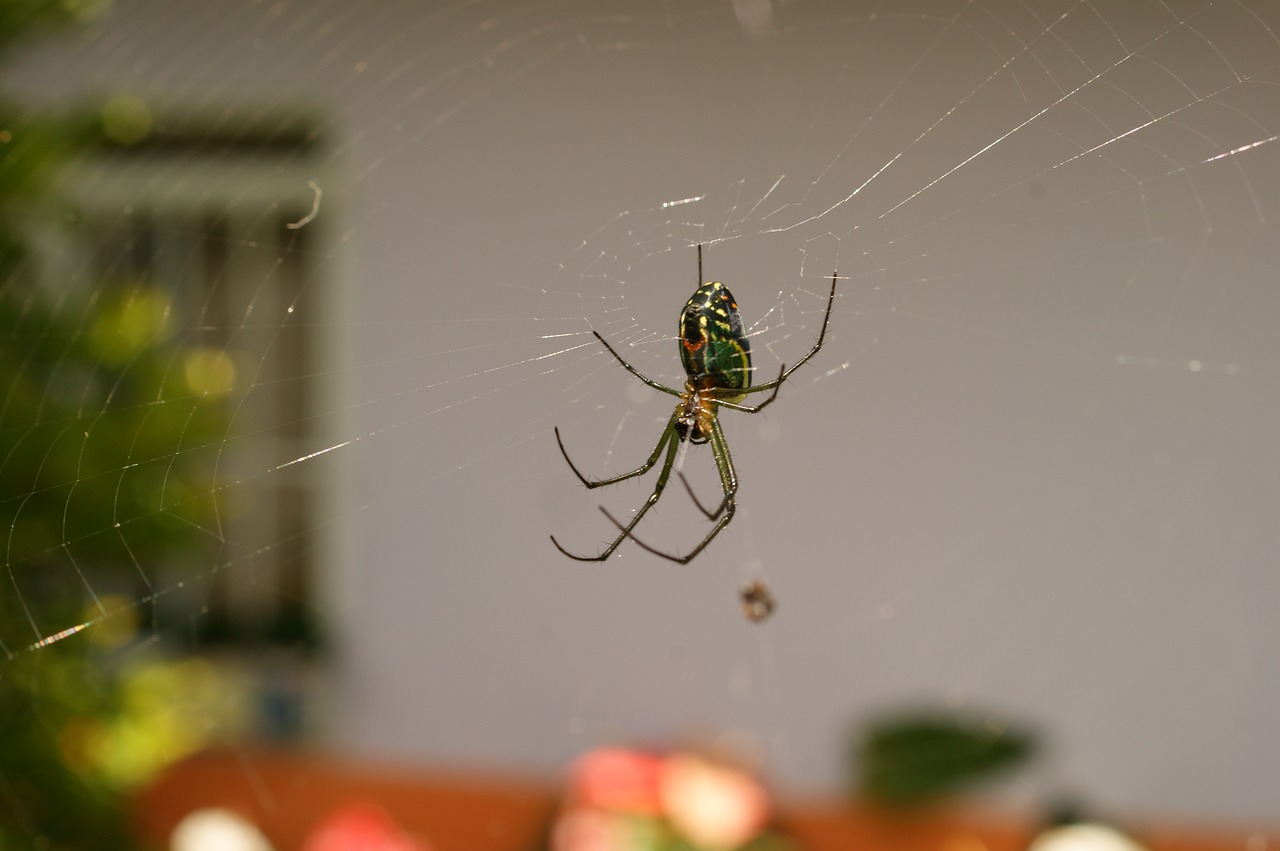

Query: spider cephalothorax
[674,380,721,445]
[551,245,837,564]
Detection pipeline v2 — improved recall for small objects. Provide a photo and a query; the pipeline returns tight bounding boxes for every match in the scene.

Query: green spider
[551,245,838,564]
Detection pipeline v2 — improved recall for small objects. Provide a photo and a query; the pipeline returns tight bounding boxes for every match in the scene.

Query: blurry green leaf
[0,0,91,52]
[854,709,1037,806]
[99,93,152,145]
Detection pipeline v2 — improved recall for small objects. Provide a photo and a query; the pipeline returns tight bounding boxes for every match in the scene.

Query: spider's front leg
[550,415,682,561]
[604,418,738,564]
[554,422,668,489]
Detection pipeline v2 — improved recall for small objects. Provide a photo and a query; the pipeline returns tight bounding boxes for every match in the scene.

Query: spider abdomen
[678,280,753,402]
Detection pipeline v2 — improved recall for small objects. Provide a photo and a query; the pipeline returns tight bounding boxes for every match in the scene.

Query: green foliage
[0,0,100,54]
[1,2,229,847]
[853,708,1038,806]
[1,653,137,851]
[0,280,227,649]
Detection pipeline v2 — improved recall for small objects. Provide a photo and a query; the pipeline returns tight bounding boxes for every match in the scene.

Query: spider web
[3,0,1280,828]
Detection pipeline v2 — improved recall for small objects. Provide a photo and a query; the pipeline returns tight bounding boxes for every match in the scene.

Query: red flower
[568,748,665,814]
[303,802,432,851]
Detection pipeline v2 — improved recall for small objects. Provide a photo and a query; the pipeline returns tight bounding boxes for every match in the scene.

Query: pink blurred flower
[303,802,432,851]
[658,755,769,849]
[568,748,665,814]
[552,808,652,851]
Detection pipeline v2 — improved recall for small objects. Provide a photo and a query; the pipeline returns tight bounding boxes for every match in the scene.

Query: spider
[550,245,837,564]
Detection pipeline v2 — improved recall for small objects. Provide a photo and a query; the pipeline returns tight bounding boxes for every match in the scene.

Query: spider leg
[734,271,838,396]
[675,470,727,516]
[554,420,672,488]
[591,331,682,399]
[716,364,786,415]
[550,419,681,561]
[605,419,737,564]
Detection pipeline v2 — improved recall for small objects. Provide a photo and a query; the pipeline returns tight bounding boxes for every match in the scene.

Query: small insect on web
[739,581,776,623]
[551,245,837,564]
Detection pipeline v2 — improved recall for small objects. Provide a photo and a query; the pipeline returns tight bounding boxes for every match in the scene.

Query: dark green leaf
[854,709,1038,806]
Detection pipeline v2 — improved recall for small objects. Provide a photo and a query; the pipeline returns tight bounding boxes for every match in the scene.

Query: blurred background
[2,0,1279,848]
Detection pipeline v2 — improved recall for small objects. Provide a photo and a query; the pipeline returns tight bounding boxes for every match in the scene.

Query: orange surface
[137,748,1277,851]
[136,749,553,851]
